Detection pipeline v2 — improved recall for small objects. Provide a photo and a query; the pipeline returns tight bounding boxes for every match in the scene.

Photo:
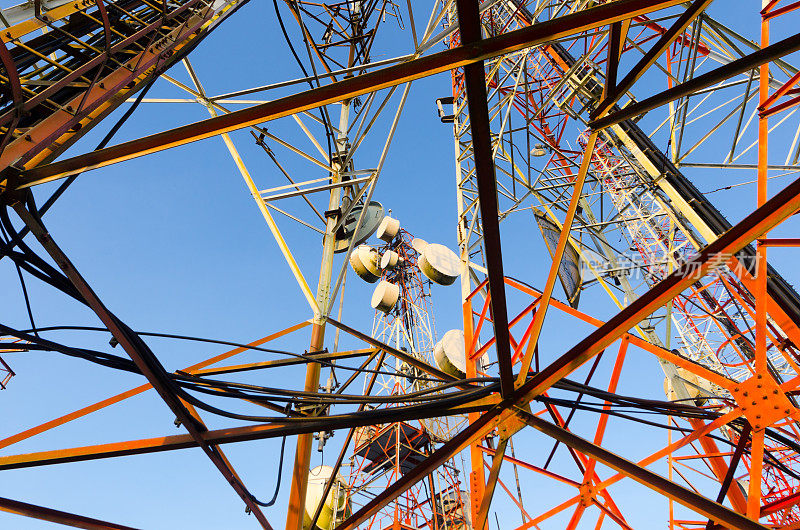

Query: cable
[0,322,139,373]
[271,0,333,159]
[14,325,456,382]
[250,436,286,507]
[0,223,37,336]
[176,380,498,423]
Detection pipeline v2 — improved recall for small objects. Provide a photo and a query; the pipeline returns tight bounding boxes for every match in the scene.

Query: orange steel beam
[0,321,309,451]
[10,0,690,188]
[189,347,375,376]
[476,436,508,530]
[464,279,486,525]
[517,411,766,530]
[478,446,581,488]
[339,159,800,529]
[0,496,139,530]
[285,321,325,530]
[0,395,498,470]
[515,131,598,386]
[480,459,535,522]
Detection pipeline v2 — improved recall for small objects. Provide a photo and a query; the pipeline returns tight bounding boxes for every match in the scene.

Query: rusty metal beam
[455,0,514,398]
[476,436,508,530]
[0,394,498,471]
[9,0,689,188]
[0,496,139,530]
[9,202,274,529]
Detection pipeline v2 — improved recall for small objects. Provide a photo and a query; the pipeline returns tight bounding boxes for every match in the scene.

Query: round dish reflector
[349,245,381,283]
[371,280,399,313]
[418,243,460,285]
[376,216,400,242]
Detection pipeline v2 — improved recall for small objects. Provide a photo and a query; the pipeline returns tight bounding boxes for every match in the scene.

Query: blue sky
[0,1,799,529]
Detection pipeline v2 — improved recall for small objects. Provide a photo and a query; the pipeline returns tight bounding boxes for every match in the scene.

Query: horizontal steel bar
[261,176,371,202]
[0,396,497,470]
[11,0,688,188]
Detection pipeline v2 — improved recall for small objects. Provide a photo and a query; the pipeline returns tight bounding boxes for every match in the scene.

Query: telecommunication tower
[342,217,472,530]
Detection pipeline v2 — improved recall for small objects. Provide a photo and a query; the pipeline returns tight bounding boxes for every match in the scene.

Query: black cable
[176,380,498,423]
[0,322,139,373]
[0,223,37,336]
[0,206,83,301]
[176,377,488,405]
[271,0,333,160]
[14,325,456,382]
[175,373,484,400]
[250,436,286,507]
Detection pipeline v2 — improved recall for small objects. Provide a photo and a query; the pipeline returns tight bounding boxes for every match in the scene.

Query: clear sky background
[0,1,799,529]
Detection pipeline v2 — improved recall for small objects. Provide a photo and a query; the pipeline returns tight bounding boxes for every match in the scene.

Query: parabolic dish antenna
[418,243,460,285]
[349,245,381,283]
[303,465,350,530]
[376,216,400,242]
[434,329,489,378]
[371,280,399,313]
[333,201,384,253]
[411,238,428,253]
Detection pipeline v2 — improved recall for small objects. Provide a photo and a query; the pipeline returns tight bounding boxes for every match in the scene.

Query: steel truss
[0,1,799,529]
